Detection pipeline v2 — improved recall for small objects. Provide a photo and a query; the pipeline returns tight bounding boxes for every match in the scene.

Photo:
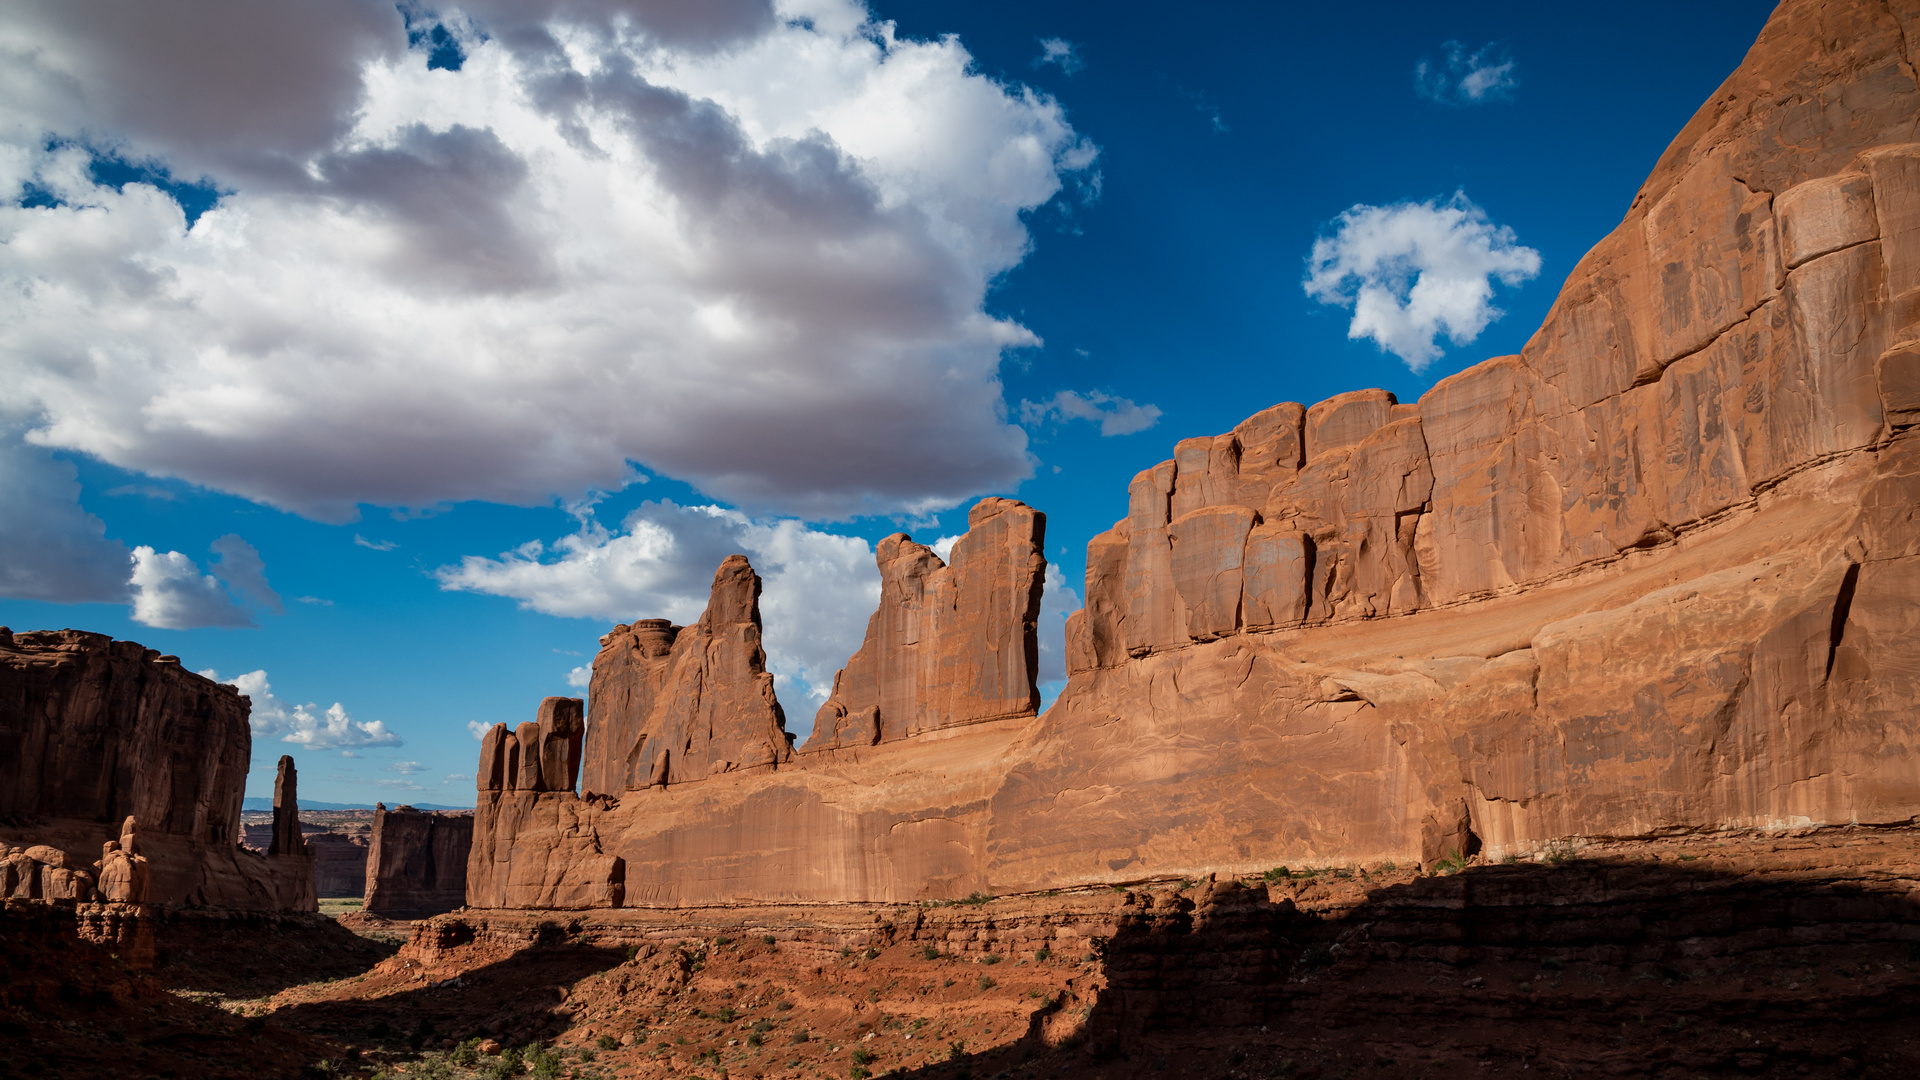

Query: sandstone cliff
[363,804,473,918]
[0,628,315,910]
[465,0,1920,908]
[803,497,1047,752]
[579,555,792,793]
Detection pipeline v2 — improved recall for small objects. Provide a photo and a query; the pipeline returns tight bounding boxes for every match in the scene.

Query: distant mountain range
[241,797,474,812]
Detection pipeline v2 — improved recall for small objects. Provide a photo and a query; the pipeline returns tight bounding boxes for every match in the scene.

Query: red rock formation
[463,0,1920,907]
[363,804,472,918]
[0,628,314,910]
[471,697,626,909]
[578,555,792,792]
[803,497,1047,751]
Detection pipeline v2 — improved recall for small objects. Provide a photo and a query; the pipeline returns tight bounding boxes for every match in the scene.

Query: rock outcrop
[471,697,626,909]
[0,628,315,910]
[363,804,472,918]
[803,498,1047,752]
[463,0,1920,907]
[579,556,792,793]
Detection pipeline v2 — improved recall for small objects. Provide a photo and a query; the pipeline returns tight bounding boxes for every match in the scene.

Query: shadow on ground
[898,855,1920,1080]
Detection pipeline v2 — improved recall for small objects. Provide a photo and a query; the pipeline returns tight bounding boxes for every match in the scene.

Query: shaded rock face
[803,498,1047,752]
[308,831,369,898]
[465,0,1920,907]
[363,804,472,918]
[0,629,314,910]
[578,555,792,793]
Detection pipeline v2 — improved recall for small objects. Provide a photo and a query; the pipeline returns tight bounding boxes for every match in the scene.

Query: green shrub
[763,935,777,945]
[850,1068,871,1080]
[1034,947,1050,962]
[716,1007,738,1023]
[852,1048,875,1066]
[863,947,880,960]
[450,1039,482,1068]
[975,974,996,991]
[979,954,1001,966]
[596,1034,619,1051]
[920,945,941,961]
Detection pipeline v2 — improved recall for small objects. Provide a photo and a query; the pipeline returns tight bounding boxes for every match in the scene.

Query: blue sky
[0,0,1772,805]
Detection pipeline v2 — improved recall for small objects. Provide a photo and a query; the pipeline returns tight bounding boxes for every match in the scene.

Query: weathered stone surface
[0,629,313,910]
[803,498,1046,751]
[363,804,472,918]
[1777,171,1878,269]
[575,556,791,792]
[461,0,1920,908]
[579,619,677,795]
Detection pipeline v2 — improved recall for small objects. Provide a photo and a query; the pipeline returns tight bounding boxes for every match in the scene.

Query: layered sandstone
[0,628,315,910]
[464,0,1920,908]
[803,497,1047,752]
[471,697,625,909]
[579,555,792,793]
[363,804,473,918]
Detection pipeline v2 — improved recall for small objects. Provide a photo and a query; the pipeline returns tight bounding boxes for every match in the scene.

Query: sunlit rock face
[467,0,1920,908]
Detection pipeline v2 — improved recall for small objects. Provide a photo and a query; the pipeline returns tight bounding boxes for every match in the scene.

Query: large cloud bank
[0,0,1097,530]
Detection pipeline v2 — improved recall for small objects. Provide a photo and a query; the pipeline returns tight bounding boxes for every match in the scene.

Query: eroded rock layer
[0,628,315,910]
[803,498,1048,752]
[466,0,1920,909]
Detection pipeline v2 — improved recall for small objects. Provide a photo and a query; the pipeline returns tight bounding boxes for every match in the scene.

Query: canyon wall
[467,0,1920,909]
[0,629,314,910]
[363,804,472,918]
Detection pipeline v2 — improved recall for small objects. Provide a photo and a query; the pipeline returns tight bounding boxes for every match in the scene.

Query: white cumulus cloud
[1303,191,1540,372]
[201,667,402,749]
[565,665,591,689]
[1020,390,1162,437]
[0,0,1095,527]
[1416,41,1517,105]
[434,500,880,704]
[130,547,253,629]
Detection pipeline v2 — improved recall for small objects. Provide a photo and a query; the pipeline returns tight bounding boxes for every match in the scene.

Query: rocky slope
[0,628,314,910]
[469,0,1920,909]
